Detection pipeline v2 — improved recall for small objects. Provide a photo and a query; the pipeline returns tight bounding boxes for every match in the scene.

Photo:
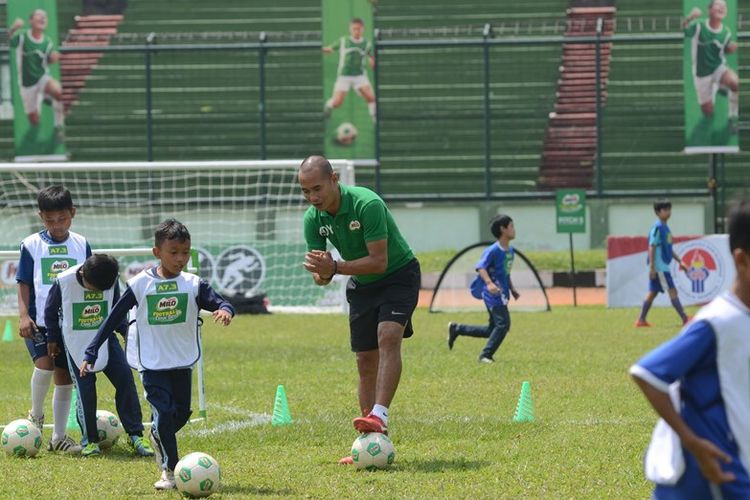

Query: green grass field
[0,305,694,498]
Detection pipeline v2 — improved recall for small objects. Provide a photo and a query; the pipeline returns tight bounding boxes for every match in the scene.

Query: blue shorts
[24,327,68,369]
[649,271,675,294]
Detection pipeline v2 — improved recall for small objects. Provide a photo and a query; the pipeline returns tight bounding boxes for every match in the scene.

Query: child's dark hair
[154,219,191,247]
[81,254,119,291]
[653,199,672,213]
[37,185,73,212]
[728,199,750,253]
[351,17,364,25]
[490,214,513,239]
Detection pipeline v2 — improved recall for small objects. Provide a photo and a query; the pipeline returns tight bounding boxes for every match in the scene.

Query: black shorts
[346,258,421,352]
[24,327,69,369]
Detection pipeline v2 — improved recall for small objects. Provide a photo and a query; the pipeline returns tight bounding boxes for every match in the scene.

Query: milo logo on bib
[146,293,188,325]
[41,257,78,284]
[72,301,108,330]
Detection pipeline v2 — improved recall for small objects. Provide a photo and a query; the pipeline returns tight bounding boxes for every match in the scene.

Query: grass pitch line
[185,413,272,437]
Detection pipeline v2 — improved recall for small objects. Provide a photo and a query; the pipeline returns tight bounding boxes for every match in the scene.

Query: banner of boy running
[321,0,376,160]
[7,0,67,161]
[683,0,739,153]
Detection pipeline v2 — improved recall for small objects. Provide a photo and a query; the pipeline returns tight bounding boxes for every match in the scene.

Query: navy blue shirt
[44,269,126,345]
[83,268,235,364]
[15,230,92,325]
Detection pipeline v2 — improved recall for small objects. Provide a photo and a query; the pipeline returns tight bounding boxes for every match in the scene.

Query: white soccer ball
[175,452,221,498]
[95,410,122,449]
[351,432,395,470]
[335,122,358,146]
[1,419,42,457]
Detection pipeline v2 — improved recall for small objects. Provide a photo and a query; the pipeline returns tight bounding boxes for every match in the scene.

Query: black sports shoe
[447,322,458,350]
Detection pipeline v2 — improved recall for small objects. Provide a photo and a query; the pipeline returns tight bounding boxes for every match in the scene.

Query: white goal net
[0,160,354,316]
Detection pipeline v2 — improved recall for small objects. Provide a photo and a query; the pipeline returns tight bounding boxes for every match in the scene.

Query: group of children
[448,197,750,497]
[448,198,695,363]
[15,185,234,490]
[15,183,750,495]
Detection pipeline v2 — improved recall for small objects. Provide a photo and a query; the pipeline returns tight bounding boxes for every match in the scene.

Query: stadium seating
[538,5,615,189]
[0,0,748,201]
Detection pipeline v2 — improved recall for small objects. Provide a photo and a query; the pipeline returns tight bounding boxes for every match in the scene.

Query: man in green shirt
[322,18,377,122]
[299,155,420,464]
[683,0,739,124]
[8,9,65,141]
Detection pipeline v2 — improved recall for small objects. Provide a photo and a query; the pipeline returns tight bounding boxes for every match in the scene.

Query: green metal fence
[1,31,749,204]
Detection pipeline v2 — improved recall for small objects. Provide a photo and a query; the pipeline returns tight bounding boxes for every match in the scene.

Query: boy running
[448,215,520,363]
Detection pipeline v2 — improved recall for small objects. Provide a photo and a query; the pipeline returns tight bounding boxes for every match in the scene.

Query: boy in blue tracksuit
[448,215,520,363]
[635,199,690,327]
[45,254,154,457]
[81,219,234,490]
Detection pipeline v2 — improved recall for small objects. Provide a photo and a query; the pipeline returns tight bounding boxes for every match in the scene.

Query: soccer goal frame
[0,160,355,315]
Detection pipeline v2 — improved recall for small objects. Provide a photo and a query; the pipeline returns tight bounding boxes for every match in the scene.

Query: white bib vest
[127,270,201,371]
[22,231,88,327]
[694,293,750,477]
[57,265,114,372]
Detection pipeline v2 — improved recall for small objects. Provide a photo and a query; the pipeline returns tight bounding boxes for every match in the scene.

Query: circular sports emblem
[673,240,726,303]
[215,245,266,297]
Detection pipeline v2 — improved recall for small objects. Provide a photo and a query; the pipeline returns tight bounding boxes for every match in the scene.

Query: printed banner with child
[7,0,67,160]
[683,0,739,153]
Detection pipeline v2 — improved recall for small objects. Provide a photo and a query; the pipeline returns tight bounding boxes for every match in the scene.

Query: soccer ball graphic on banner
[351,432,395,470]
[335,122,358,146]
[2,419,42,457]
[96,410,122,449]
[176,452,221,497]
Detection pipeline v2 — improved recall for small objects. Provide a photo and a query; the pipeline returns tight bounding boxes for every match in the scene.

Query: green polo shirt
[303,184,414,284]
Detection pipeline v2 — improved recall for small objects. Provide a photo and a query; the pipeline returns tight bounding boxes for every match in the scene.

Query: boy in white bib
[81,220,234,490]
[45,254,154,458]
[630,198,750,498]
[15,185,89,453]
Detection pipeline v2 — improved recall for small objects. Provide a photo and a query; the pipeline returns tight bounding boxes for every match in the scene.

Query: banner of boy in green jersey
[683,0,739,153]
[321,0,375,160]
[7,0,67,160]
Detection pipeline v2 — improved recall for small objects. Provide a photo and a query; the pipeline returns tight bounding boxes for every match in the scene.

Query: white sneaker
[153,469,175,490]
[48,434,82,454]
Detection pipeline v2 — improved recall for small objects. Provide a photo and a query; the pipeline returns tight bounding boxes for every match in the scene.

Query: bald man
[299,155,420,464]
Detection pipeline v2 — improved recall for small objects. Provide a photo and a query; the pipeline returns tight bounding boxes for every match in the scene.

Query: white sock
[52,99,65,127]
[372,404,389,425]
[368,102,376,121]
[728,90,739,117]
[30,367,53,419]
[324,98,333,112]
[52,384,73,441]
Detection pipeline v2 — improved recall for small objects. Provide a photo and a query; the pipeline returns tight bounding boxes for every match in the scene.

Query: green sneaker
[81,442,101,457]
[130,435,155,457]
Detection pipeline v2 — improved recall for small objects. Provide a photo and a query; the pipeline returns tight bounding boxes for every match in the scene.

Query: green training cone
[272,384,292,426]
[512,381,535,423]
[67,389,80,431]
[2,320,12,342]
